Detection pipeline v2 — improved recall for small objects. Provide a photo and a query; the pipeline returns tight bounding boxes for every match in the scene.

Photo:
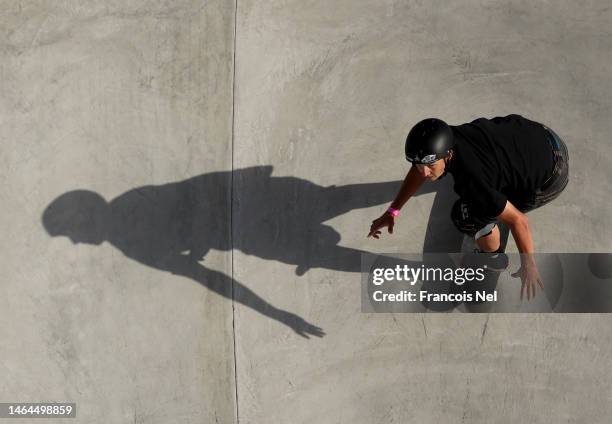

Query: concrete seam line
[230,0,240,422]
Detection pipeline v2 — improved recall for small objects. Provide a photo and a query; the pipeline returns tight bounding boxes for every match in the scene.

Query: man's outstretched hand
[512,262,544,301]
[368,212,394,239]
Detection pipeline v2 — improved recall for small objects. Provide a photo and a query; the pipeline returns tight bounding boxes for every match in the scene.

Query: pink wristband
[387,207,400,217]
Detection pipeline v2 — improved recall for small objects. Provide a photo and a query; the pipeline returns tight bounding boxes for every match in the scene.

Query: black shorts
[451,126,569,237]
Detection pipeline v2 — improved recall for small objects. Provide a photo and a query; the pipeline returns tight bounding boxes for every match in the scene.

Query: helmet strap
[441,148,454,178]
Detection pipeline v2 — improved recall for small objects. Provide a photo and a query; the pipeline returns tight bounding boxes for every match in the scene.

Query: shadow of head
[42,190,109,246]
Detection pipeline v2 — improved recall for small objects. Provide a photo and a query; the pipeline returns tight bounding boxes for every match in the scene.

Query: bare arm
[497,200,543,300]
[389,165,428,211]
[496,200,534,254]
[368,166,427,238]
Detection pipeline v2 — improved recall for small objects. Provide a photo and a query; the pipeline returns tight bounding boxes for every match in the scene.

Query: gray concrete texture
[1,0,611,423]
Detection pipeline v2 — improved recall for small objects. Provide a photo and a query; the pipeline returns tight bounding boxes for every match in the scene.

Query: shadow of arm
[164,256,325,338]
[321,179,439,221]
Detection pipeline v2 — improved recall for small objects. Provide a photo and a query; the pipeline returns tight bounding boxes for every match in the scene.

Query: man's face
[415,159,446,181]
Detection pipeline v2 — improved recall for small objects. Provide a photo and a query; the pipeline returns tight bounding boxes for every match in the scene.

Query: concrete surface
[1,2,236,423]
[1,0,612,423]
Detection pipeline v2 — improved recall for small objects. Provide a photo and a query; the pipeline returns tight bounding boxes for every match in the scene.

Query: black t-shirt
[447,114,554,219]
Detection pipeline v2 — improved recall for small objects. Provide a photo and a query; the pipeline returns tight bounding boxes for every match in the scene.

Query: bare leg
[476,225,501,252]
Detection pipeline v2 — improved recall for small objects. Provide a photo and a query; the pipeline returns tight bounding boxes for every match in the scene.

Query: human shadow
[232,166,442,274]
[43,166,428,337]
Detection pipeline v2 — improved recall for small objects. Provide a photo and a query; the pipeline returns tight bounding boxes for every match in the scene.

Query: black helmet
[405,118,454,164]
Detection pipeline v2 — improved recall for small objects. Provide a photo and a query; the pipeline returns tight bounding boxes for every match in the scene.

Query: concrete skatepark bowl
[1,1,612,423]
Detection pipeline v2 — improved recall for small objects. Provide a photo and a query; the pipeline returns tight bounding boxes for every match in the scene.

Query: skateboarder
[368,114,569,300]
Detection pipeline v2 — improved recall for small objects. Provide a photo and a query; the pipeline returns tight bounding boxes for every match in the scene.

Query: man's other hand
[512,263,545,301]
